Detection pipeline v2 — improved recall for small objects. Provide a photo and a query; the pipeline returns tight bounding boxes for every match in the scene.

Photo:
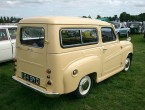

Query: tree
[0,16,3,23]
[120,12,127,22]
[88,15,91,18]
[96,15,101,19]
[82,16,88,18]
[7,17,10,23]
[139,13,145,21]
[3,16,7,23]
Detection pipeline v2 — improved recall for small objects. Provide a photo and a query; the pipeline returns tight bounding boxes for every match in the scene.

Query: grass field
[0,34,145,110]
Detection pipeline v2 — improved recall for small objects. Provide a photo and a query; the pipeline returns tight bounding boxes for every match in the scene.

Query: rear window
[20,27,44,48]
[0,29,8,41]
[8,28,17,39]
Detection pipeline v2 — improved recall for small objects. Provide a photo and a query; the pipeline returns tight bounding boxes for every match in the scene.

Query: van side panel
[46,49,102,94]
[47,25,102,94]
[120,41,133,66]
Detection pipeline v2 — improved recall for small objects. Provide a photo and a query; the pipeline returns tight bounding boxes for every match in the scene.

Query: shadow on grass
[0,60,13,66]
[7,84,82,110]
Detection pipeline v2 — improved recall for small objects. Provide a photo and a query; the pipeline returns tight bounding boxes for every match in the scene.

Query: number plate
[22,72,40,85]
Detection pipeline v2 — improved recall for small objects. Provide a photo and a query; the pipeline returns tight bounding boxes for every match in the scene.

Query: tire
[124,56,131,72]
[74,75,92,98]
[118,33,120,37]
[126,32,129,38]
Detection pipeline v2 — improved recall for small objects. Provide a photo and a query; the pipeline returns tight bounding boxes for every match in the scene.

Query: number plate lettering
[22,72,40,85]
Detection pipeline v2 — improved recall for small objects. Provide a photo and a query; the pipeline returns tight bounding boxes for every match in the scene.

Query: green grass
[0,34,145,110]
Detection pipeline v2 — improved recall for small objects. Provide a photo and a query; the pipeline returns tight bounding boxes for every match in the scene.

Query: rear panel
[16,24,48,89]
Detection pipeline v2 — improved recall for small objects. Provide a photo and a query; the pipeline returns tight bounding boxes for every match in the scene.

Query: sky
[0,0,145,18]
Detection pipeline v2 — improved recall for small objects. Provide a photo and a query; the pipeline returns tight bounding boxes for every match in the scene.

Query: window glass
[0,29,8,41]
[8,28,17,39]
[82,29,98,43]
[61,29,81,46]
[113,23,120,29]
[20,27,44,48]
[101,27,116,43]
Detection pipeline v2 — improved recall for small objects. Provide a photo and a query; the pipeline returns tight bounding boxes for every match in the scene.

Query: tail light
[46,69,52,85]
[46,69,51,74]
[47,80,52,85]
[13,58,17,62]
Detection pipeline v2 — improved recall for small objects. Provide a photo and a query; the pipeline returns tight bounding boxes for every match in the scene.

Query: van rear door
[16,24,47,87]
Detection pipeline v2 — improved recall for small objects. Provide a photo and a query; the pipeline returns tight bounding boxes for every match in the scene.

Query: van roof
[0,25,17,29]
[19,16,111,26]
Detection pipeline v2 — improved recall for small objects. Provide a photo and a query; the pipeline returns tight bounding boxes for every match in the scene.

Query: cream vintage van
[12,17,133,98]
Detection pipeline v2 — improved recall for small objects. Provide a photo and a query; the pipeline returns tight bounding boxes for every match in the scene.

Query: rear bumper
[12,76,60,97]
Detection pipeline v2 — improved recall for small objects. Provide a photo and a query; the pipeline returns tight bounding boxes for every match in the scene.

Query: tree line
[119,12,145,22]
[82,12,145,22]
[0,16,22,23]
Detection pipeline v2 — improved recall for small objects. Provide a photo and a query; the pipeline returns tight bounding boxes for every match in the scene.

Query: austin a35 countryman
[12,17,133,98]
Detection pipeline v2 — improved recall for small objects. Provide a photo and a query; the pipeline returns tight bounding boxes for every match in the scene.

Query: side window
[82,29,98,43]
[61,29,81,46]
[101,27,116,43]
[0,29,8,41]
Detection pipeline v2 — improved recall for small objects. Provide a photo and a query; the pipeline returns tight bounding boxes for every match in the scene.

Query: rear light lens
[47,80,52,85]
[46,69,51,74]
[13,58,17,62]
[47,75,50,79]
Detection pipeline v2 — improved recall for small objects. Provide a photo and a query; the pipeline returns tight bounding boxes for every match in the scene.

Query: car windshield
[20,27,44,48]
[8,28,17,39]
[0,29,8,41]
[130,23,140,27]
[114,23,120,29]
[111,22,120,29]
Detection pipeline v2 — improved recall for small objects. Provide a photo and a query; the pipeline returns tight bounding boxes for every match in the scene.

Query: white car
[0,25,17,63]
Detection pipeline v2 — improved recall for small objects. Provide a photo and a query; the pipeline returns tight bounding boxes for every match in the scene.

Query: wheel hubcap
[79,76,91,95]
[82,80,89,91]
[125,58,130,71]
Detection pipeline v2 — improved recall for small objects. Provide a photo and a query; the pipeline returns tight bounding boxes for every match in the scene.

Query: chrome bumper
[12,76,60,97]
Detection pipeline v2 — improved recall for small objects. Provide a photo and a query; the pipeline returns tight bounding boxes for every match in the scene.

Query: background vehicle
[144,31,145,38]
[129,22,142,34]
[0,25,17,63]
[12,17,133,98]
[142,21,145,34]
[110,21,130,37]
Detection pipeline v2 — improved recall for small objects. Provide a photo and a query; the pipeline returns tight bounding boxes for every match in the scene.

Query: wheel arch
[63,56,101,94]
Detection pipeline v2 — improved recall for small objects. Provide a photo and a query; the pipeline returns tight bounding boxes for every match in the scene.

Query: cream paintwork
[13,16,133,96]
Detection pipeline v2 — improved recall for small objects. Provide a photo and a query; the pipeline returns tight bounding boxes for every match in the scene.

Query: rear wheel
[118,33,120,37]
[124,56,131,71]
[126,32,129,38]
[74,75,92,98]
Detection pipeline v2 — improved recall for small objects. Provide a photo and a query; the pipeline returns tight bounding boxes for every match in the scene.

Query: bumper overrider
[12,76,60,97]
